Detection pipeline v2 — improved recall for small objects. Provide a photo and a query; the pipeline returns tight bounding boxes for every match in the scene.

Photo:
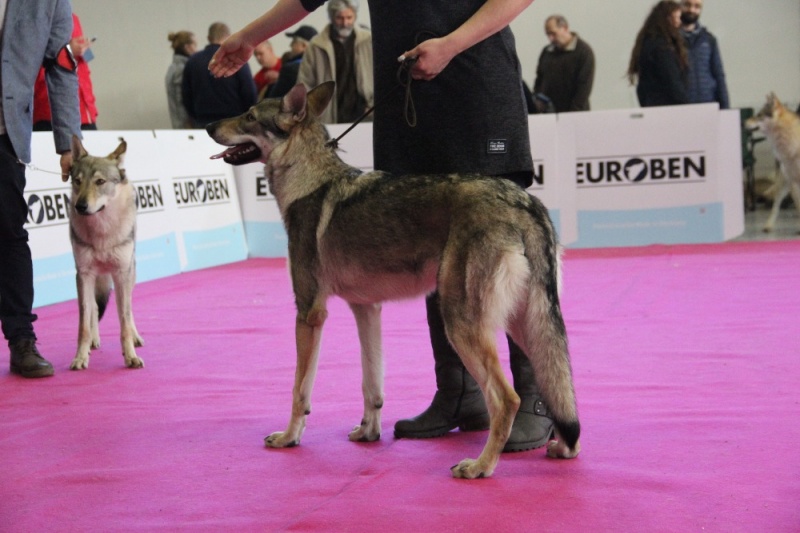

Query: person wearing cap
[296,0,373,124]
[267,25,318,99]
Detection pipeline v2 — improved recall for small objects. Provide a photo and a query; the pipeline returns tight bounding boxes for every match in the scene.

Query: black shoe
[503,396,554,452]
[394,389,490,439]
[9,338,54,378]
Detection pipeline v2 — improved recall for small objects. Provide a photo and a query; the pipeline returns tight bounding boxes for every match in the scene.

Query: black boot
[9,338,54,378]
[394,293,490,438]
[503,340,554,452]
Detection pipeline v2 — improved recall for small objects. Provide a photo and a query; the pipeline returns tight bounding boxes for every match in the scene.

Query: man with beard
[297,0,373,124]
[680,0,729,108]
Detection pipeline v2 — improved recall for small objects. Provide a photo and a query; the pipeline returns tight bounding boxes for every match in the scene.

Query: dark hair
[627,1,688,84]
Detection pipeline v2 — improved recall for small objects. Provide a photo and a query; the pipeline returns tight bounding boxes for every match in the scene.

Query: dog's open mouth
[210,143,262,166]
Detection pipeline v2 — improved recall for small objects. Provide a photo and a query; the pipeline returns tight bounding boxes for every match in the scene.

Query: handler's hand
[399,37,457,81]
[209,32,254,78]
[60,152,73,182]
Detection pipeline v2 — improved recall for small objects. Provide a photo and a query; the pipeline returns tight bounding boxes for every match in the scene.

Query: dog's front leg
[113,267,144,369]
[347,303,383,443]
[764,168,790,232]
[71,271,96,370]
[265,305,327,448]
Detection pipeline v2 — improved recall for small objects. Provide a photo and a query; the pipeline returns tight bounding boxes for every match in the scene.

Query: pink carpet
[2,241,798,531]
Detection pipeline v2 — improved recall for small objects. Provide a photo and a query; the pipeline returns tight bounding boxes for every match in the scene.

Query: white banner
[153,130,248,271]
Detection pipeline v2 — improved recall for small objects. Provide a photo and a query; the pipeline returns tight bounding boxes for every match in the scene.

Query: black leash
[325,55,419,150]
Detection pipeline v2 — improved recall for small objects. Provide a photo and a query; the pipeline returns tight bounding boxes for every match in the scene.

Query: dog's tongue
[210,147,238,160]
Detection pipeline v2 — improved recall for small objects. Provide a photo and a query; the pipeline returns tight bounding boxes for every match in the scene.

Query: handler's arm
[402,0,535,81]
[210,0,312,78]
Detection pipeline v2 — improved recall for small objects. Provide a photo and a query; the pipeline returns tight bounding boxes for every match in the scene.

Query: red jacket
[33,14,98,126]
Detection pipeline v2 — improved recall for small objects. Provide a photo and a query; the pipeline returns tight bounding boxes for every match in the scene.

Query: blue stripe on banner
[243,221,288,258]
[32,253,76,308]
[182,222,249,271]
[571,203,724,248]
[136,233,182,282]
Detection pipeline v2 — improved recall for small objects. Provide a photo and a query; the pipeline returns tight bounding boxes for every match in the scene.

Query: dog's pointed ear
[108,138,127,163]
[71,134,87,161]
[282,84,308,122]
[307,81,335,118]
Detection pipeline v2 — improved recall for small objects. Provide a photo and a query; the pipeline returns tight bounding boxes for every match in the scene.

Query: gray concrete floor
[734,203,800,242]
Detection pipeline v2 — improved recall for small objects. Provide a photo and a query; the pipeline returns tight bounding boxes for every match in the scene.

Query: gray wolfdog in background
[745,93,800,233]
[68,136,144,370]
[206,82,580,479]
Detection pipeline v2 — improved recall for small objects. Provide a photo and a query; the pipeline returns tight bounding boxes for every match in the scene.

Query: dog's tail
[95,274,112,321]
[511,198,580,457]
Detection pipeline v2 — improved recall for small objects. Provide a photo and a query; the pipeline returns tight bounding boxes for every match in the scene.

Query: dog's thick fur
[746,93,800,232]
[206,82,580,478]
[68,136,144,370]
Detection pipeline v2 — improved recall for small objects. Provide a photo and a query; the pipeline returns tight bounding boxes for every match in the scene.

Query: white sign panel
[559,104,735,247]
[153,130,248,271]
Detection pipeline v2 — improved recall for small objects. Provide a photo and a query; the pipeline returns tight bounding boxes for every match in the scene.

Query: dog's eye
[72,178,81,186]
[246,112,256,122]
[95,179,106,185]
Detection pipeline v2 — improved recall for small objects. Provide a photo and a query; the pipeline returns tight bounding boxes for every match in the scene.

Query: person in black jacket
[680,0,729,108]
[267,25,318,99]
[627,1,688,107]
[182,22,257,127]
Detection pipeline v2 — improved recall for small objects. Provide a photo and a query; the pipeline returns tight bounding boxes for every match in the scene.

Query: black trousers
[0,134,37,343]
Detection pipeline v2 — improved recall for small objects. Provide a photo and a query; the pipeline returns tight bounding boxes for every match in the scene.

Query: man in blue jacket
[182,22,257,127]
[0,0,81,377]
[680,0,729,108]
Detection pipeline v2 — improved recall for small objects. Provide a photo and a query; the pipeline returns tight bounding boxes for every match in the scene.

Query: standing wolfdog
[746,93,800,233]
[207,82,580,478]
[68,136,144,370]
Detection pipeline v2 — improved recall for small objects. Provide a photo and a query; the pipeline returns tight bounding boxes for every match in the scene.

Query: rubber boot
[393,293,490,438]
[503,340,554,452]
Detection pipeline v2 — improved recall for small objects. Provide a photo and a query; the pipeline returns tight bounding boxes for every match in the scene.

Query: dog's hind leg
[266,301,328,448]
[347,303,384,442]
[446,321,519,479]
[112,263,144,369]
[71,271,97,370]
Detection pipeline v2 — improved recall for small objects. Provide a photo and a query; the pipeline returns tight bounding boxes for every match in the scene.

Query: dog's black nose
[75,202,88,214]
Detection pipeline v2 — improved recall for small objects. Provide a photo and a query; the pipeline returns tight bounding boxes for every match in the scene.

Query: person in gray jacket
[297,0,373,124]
[0,0,81,377]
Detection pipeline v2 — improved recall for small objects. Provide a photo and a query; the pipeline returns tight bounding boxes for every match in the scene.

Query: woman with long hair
[627,1,688,107]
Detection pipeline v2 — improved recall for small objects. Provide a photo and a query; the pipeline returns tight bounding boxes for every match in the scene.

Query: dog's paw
[451,458,492,479]
[124,355,144,369]
[70,355,89,370]
[348,424,380,442]
[265,431,299,448]
[546,438,581,459]
[134,335,144,348]
[90,337,101,349]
